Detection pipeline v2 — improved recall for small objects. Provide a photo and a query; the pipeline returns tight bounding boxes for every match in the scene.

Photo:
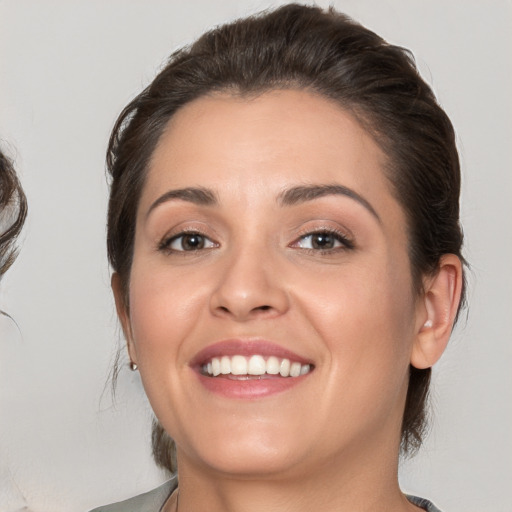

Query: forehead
[140,89,398,217]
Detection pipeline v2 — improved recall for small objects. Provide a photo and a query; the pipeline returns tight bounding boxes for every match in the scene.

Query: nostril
[256,305,271,311]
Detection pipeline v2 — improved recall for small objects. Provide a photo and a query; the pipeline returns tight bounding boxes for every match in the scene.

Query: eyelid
[158,227,219,253]
[290,226,355,251]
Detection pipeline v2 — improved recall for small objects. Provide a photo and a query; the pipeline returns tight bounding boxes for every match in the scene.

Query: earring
[129,361,138,371]
[424,319,433,328]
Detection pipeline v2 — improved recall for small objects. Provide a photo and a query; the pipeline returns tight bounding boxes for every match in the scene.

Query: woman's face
[118,89,425,478]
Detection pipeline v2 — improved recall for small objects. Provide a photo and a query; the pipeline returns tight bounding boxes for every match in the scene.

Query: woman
[0,145,27,281]
[0,145,27,507]
[94,4,465,511]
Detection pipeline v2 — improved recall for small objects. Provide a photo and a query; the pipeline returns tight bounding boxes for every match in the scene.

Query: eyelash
[158,230,218,254]
[158,228,354,255]
[291,228,355,253]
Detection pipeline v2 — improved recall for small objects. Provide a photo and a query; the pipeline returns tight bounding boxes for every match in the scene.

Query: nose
[209,243,290,322]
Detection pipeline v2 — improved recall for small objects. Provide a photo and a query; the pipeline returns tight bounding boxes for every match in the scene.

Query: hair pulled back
[106,3,465,469]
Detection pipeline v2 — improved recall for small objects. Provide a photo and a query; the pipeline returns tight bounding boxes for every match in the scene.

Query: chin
[192,450,302,479]
[178,424,309,478]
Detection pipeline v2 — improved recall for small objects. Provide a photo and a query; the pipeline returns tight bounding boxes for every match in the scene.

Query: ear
[411,254,463,369]
[111,273,138,366]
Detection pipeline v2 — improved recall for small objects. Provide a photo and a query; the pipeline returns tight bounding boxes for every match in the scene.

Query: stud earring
[129,361,138,371]
[423,319,433,328]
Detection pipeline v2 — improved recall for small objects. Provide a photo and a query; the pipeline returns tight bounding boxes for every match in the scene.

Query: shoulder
[407,495,443,512]
[88,476,178,512]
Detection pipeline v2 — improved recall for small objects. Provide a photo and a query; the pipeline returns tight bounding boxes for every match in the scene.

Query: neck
[171,437,417,512]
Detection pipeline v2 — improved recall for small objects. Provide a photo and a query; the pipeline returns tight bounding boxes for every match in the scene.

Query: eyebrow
[146,187,218,218]
[146,183,380,222]
[278,184,381,222]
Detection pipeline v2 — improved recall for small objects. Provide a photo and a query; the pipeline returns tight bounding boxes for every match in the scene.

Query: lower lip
[195,372,311,399]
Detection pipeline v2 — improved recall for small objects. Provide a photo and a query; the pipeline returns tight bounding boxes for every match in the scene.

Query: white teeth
[279,358,291,377]
[248,355,266,375]
[231,355,247,375]
[202,355,312,378]
[220,356,231,374]
[211,358,221,376]
[266,356,280,375]
[290,362,301,377]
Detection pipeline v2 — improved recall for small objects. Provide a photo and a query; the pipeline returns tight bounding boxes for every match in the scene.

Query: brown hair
[107,3,466,470]
[0,145,27,279]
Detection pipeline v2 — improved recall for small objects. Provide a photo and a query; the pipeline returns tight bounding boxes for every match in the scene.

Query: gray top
[407,495,443,511]
[89,477,177,512]
[89,477,442,512]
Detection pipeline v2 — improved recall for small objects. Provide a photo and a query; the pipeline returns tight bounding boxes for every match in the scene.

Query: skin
[113,89,462,512]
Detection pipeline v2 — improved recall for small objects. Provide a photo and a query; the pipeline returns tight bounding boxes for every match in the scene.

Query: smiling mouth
[201,355,312,378]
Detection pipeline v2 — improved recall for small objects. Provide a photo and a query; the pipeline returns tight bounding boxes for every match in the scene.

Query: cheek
[295,255,416,370]
[127,261,208,366]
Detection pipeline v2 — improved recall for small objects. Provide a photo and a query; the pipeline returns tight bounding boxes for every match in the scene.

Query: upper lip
[190,339,313,368]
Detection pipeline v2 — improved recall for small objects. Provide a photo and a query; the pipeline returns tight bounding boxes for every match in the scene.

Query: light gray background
[0,1,510,511]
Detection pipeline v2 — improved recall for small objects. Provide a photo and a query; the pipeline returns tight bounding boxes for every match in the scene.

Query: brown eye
[164,232,216,252]
[294,230,353,251]
[310,233,336,249]
[180,234,205,250]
